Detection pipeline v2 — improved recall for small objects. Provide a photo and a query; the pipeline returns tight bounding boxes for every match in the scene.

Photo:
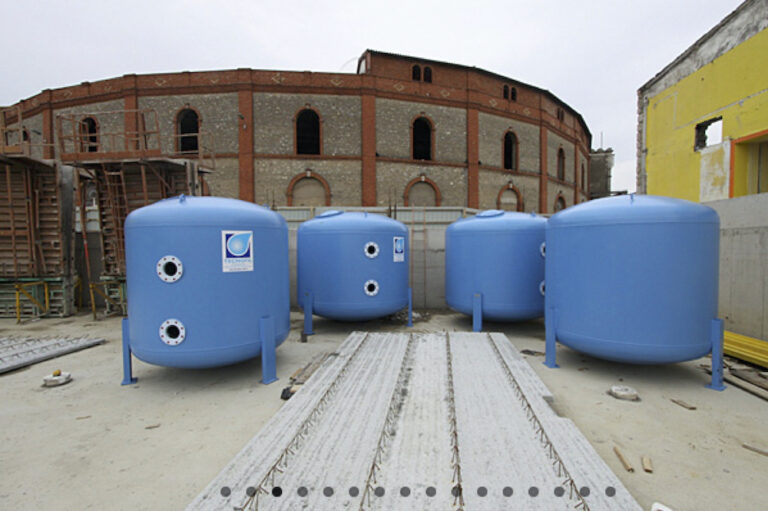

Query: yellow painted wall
[645,27,768,201]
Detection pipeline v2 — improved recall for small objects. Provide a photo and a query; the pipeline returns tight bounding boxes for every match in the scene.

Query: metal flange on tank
[120,195,290,385]
[297,210,412,336]
[542,194,725,391]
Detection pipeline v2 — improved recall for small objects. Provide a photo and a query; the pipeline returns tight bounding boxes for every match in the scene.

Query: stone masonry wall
[375,161,466,207]
[547,130,575,183]
[253,158,362,206]
[477,170,540,212]
[477,112,540,172]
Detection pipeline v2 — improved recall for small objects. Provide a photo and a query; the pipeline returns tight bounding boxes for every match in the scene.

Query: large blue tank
[297,211,409,321]
[545,194,719,364]
[446,210,546,321]
[123,196,289,368]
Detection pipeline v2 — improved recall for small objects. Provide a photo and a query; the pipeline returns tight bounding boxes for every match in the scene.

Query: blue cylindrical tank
[297,211,409,321]
[124,196,289,368]
[545,194,719,364]
[445,210,546,321]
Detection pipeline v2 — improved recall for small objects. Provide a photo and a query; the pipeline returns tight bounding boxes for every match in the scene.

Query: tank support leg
[260,315,278,385]
[706,318,726,391]
[472,293,482,332]
[407,287,414,327]
[303,291,314,337]
[544,307,559,368]
[121,318,137,385]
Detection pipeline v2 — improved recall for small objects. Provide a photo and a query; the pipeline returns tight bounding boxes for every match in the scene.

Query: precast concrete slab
[0,336,105,374]
[188,332,641,511]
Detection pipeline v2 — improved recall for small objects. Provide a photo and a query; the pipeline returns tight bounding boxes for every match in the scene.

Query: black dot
[271,486,282,497]
[580,486,590,497]
[297,486,308,497]
[503,486,513,497]
[220,486,231,497]
[451,486,461,497]
[374,487,385,497]
[163,261,178,276]
[400,486,410,497]
[349,486,359,497]
[528,486,539,497]
[323,486,334,497]
[605,486,616,497]
[554,486,565,497]
[477,486,488,497]
[245,487,256,497]
[426,486,436,497]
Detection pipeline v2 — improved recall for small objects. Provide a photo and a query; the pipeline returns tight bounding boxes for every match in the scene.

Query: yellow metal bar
[89,283,97,320]
[15,287,20,324]
[724,330,768,369]
[14,281,50,323]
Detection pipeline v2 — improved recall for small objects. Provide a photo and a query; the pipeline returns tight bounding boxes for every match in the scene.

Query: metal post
[121,318,137,385]
[407,287,413,327]
[706,318,726,391]
[544,306,559,368]
[472,293,482,332]
[303,291,314,337]
[260,315,278,385]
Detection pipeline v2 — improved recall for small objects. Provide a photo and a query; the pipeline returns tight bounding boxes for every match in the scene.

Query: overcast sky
[1,0,745,192]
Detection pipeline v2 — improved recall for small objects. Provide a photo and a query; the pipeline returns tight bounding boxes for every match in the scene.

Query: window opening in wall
[22,129,29,143]
[694,117,723,150]
[292,176,326,206]
[503,132,518,170]
[296,109,320,155]
[423,66,432,83]
[554,196,566,212]
[510,87,517,101]
[412,65,421,81]
[557,148,566,181]
[177,109,199,153]
[80,117,98,152]
[498,187,521,211]
[581,163,586,190]
[413,117,432,160]
[556,108,565,121]
[408,181,437,206]
[503,85,509,99]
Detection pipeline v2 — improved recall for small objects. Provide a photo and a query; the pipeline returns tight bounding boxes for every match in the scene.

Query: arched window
[412,65,421,81]
[423,66,432,83]
[581,163,586,190]
[79,117,98,153]
[503,131,518,170]
[405,177,440,207]
[556,108,565,121]
[557,148,566,181]
[497,185,523,211]
[554,196,566,212]
[503,85,509,99]
[22,129,30,142]
[296,109,320,155]
[510,87,517,101]
[412,117,432,160]
[177,108,199,153]
[291,177,326,206]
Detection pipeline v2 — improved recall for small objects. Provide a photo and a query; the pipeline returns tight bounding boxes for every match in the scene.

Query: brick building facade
[6,50,591,212]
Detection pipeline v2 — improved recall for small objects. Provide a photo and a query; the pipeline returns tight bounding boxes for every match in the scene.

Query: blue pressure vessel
[446,210,546,321]
[124,196,289,368]
[297,211,408,321]
[545,194,719,364]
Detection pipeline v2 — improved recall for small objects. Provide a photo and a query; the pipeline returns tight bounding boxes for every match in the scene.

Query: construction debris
[670,398,696,410]
[700,363,768,401]
[642,456,654,473]
[742,443,768,457]
[0,336,104,374]
[520,348,545,356]
[42,371,72,387]
[614,446,635,472]
[145,424,161,430]
[280,352,331,400]
[609,385,640,401]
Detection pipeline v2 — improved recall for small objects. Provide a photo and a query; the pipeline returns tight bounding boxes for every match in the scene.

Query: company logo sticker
[222,230,253,272]
[393,236,405,263]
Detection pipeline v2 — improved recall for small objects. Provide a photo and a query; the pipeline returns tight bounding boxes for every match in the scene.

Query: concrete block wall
[705,195,768,341]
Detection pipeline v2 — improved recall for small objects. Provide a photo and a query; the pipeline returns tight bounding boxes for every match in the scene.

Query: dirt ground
[1,311,766,510]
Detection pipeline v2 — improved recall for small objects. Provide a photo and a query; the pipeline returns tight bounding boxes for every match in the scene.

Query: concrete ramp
[188,332,640,511]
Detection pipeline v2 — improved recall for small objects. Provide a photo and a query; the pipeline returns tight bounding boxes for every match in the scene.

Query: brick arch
[286,169,331,206]
[79,115,100,152]
[293,105,323,155]
[409,113,435,161]
[496,183,523,212]
[174,105,202,153]
[553,191,567,212]
[403,175,441,206]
